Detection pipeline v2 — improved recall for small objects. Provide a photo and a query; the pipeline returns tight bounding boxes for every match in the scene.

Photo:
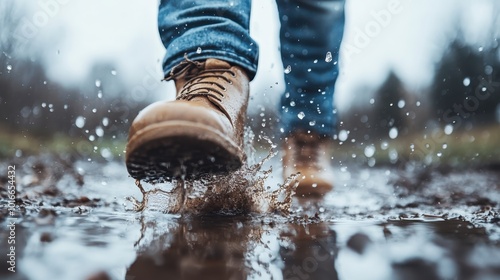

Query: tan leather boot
[126,58,249,182]
[282,131,334,196]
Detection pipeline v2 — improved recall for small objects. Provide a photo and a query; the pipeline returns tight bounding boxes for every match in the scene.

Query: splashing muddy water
[127,133,299,215]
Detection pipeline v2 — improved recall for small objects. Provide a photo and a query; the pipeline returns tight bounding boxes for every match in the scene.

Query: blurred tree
[431,38,500,129]
[371,71,411,137]
[0,0,145,144]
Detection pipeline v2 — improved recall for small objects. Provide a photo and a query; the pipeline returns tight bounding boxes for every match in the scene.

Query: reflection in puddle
[125,211,498,280]
[128,214,339,280]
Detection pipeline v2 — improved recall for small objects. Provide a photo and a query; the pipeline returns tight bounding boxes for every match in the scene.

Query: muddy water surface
[1,152,499,280]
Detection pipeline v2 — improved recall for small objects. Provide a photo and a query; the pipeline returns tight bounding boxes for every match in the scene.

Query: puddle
[1,147,500,279]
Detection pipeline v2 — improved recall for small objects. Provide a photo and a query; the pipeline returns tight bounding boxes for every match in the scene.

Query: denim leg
[158,0,259,80]
[277,0,345,138]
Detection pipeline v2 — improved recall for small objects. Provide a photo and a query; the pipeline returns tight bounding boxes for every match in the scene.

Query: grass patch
[0,125,127,160]
[333,124,500,167]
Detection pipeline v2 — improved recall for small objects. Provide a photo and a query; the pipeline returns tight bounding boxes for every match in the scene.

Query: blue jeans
[158,0,345,138]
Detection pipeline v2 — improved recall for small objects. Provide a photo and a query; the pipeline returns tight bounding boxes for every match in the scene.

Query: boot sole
[126,121,244,182]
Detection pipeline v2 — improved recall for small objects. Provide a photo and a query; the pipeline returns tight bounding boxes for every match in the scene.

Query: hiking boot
[282,131,334,196]
[126,58,250,182]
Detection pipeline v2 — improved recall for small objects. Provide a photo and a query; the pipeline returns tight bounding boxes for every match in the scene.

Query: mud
[0,151,499,280]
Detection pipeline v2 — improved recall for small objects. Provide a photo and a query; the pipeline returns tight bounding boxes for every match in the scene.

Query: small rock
[40,232,53,243]
[347,232,372,254]
[86,271,110,280]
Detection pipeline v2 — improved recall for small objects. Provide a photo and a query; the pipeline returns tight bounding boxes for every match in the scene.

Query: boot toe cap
[294,172,333,196]
[129,100,230,138]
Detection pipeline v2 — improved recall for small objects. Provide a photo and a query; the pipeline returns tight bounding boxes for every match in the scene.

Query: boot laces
[164,55,236,122]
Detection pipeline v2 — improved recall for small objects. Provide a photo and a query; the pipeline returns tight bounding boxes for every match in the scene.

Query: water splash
[325,52,332,62]
[127,130,299,215]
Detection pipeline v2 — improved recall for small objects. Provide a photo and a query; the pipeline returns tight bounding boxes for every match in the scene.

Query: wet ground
[1,150,500,280]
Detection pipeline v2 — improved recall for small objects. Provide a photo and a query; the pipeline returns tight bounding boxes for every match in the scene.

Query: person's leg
[277,0,345,138]
[159,0,258,79]
[126,1,259,182]
[277,0,345,196]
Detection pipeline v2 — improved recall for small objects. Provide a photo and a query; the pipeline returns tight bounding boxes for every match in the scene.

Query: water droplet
[380,141,389,150]
[478,46,484,52]
[369,98,375,105]
[297,112,305,120]
[75,116,86,128]
[485,65,493,75]
[307,68,311,72]
[284,65,292,74]
[95,79,101,87]
[442,143,448,149]
[463,77,470,87]
[102,117,109,126]
[389,149,398,162]
[398,100,406,108]
[95,126,104,137]
[309,120,316,126]
[100,148,112,159]
[364,145,376,157]
[6,65,12,71]
[290,101,296,107]
[325,52,332,62]
[437,152,442,157]
[41,103,47,108]
[97,90,103,99]
[338,130,348,141]
[444,124,453,135]
[416,101,421,107]
[196,47,202,54]
[89,135,95,141]
[111,70,117,75]
[92,108,97,113]
[313,59,318,64]
[389,127,398,139]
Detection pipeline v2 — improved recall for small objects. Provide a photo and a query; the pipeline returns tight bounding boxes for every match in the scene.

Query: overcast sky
[7,0,498,111]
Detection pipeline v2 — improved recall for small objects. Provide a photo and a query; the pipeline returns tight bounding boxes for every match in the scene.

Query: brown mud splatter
[127,137,299,215]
